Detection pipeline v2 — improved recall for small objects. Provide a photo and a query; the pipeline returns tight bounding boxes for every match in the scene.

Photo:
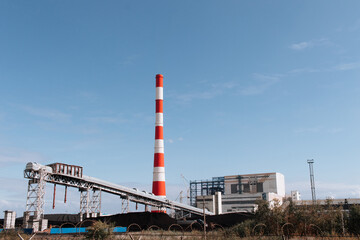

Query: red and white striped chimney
[152,74,166,213]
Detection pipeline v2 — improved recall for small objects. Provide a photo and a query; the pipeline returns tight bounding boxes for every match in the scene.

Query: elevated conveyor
[24,162,214,220]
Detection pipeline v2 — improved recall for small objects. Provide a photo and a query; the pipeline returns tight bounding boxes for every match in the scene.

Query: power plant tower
[152,74,166,212]
[307,159,316,203]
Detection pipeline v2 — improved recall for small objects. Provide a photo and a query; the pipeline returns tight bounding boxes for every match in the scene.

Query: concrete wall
[4,210,16,229]
[224,172,285,196]
[275,173,285,197]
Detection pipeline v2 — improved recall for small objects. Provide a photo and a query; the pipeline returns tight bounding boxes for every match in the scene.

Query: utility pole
[307,159,316,204]
[203,196,206,240]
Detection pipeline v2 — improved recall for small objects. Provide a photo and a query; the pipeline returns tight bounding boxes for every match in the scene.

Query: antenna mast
[307,159,316,203]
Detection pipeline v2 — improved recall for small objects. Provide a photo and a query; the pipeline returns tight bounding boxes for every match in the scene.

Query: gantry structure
[24,162,213,229]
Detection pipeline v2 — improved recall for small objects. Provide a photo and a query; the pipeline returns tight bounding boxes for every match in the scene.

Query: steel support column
[25,169,46,220]
[90,189,101,217]
[121,196,129,213]
[80,188,90,219]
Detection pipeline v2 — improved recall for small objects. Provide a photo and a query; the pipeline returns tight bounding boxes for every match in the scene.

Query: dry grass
[2,229,359,240]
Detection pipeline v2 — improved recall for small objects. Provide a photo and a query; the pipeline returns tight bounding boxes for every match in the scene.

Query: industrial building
[190,172,285,213]
[293,198,360,209]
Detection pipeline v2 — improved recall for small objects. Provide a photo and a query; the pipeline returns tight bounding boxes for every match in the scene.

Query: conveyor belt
[24,162,214,216]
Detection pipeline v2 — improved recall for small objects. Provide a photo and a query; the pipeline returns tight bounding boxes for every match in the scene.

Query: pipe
[64,186,67,203]
[53,184,56,209]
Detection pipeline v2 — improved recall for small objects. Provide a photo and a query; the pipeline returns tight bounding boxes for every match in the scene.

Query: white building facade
[191,172,285,213]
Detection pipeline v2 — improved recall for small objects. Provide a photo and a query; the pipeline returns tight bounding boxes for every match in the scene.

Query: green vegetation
[347,205,360,235]
[226,199,360,238]
[85,221,114,240]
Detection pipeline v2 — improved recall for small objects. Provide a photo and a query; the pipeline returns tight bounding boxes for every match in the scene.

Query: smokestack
[152,74,166,212]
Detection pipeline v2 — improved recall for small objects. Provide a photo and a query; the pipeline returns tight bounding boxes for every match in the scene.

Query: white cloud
[87,115,127,124]
[166,137,184,144]
[348,18,360,32]
[287,181,360,200]
[288,68,322,74]
[20,105,71,122]
[334,62,360,71]
[289,38,330,51]
[171,74,281,102]
[171,74,283,103]
[80,127,102,135]
[294,126,323,134]
[328,128,344,134]
[0,147,48,165]
[316,182,360,199]
[290,41,313,50]
[78,91,98,102]
[335,19,360,32]
[210,82,239,90]
[293,126,343,134]
[172,90,221,103]
[239,73,280,96]
[171,81,238,103]
[0,178,27,195]
[0,199,24,214]
[119,54,140,66]
[287,61,360,75]
[0,178,29,217]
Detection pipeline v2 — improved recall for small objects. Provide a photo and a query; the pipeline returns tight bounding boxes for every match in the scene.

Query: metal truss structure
[24,162,213,223]
[79,189,90,218]
[90,189,101,215]
[307,159,316,203]
[121,196,130,213]
[25,169,46,219]
[190,177,225,207]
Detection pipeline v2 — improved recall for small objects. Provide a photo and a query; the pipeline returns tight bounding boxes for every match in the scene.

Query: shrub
[85,221,114,240]
[229,219,255,238]
[347,205,360,235]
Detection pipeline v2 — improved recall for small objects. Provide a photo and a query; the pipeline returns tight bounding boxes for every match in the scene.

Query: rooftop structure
[191,172,285,213]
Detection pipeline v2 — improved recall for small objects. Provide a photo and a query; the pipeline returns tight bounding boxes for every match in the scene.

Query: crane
[180,174,190,205]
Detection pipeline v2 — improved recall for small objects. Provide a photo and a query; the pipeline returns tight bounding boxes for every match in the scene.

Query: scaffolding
[189,174,273,207]
[190,177,225,207]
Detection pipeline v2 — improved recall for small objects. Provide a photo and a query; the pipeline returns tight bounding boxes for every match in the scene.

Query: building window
[231,184,238,194]
[257,183,263,192]
[243,184,250,193]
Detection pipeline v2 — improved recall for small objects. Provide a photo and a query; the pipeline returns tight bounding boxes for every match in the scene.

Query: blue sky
[1,0,360,216]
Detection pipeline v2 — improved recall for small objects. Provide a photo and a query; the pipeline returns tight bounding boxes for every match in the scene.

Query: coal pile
[93,212,176,229]
[45,214,80,227]
[1,212,253,230]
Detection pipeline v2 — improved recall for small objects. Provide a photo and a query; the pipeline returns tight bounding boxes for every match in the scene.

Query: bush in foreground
[85,221,114,240]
